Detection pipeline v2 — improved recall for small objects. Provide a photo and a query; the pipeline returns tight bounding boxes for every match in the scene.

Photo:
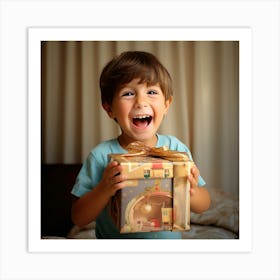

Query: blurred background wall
[41,41,239,196]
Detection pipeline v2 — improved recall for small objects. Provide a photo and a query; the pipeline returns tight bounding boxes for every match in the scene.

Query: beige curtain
[42,41,239,196]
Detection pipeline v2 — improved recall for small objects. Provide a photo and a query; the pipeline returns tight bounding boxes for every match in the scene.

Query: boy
[71,51,211,239]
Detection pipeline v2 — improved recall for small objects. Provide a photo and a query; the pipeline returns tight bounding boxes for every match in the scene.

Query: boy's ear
[102,102,114,119]
[164,96,172,115]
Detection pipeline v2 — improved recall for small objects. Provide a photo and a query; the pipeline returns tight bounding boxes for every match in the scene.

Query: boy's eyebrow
[118,85,161,93]
[118,85,132,91]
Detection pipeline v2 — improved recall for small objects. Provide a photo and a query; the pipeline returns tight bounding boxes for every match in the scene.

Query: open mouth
[132,115,152,129]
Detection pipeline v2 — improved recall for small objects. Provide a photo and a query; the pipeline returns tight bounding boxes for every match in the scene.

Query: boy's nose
[134,94,148,108]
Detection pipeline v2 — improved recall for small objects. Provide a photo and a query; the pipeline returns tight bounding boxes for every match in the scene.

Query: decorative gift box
[109,142,193,233]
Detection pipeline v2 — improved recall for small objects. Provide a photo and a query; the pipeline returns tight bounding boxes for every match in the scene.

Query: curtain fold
[41,41,239,195]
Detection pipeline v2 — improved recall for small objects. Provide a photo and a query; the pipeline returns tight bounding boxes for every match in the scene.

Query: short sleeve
[71,152,105,197]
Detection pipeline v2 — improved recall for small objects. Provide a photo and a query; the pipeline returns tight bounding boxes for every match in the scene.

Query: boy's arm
[188,166,211,213]
[71,161,127,227]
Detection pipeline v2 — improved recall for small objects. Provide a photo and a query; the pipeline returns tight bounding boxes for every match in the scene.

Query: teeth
[133,115,151,119]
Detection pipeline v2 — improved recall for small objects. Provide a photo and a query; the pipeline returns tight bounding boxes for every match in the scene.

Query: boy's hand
[188,165,211,213]
[188,165,200,196]
[100,161,127,197]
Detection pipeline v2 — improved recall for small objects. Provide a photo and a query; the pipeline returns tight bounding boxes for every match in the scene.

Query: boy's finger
[112,164,123,177]
[187,174,194,184]
[104,161,118,174]
[191,166,199,181]
[112,173,126,184]
[108,161,119,168]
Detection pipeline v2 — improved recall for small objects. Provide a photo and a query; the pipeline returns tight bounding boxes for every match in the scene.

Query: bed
[42,164,239,239]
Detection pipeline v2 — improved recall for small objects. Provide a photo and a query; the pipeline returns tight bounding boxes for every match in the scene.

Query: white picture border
[28,27,252,253]
[1,1,279,279]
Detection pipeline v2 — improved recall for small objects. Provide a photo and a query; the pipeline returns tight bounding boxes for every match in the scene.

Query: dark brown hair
[99,51,173,105]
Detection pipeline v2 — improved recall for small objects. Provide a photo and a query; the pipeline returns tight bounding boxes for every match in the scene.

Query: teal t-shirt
[71,134,206,239]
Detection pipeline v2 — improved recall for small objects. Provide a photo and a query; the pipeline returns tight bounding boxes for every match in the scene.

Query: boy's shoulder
[93,138,116,149]
[158,134,187,150]
[89,138,124,156]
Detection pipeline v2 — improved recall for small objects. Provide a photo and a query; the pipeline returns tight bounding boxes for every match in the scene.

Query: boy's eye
[147,90,158,95]
[121,92,134,97]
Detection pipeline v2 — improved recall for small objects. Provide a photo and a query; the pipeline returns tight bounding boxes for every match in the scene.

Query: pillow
[190,187,239,234]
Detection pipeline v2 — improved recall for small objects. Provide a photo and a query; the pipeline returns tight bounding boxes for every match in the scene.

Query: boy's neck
[117,134,158,149]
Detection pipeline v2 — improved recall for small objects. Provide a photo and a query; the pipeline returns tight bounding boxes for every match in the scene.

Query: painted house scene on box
[41,41,239,239]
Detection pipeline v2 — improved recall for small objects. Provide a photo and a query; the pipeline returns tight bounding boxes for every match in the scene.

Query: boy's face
[103,78,172,147]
